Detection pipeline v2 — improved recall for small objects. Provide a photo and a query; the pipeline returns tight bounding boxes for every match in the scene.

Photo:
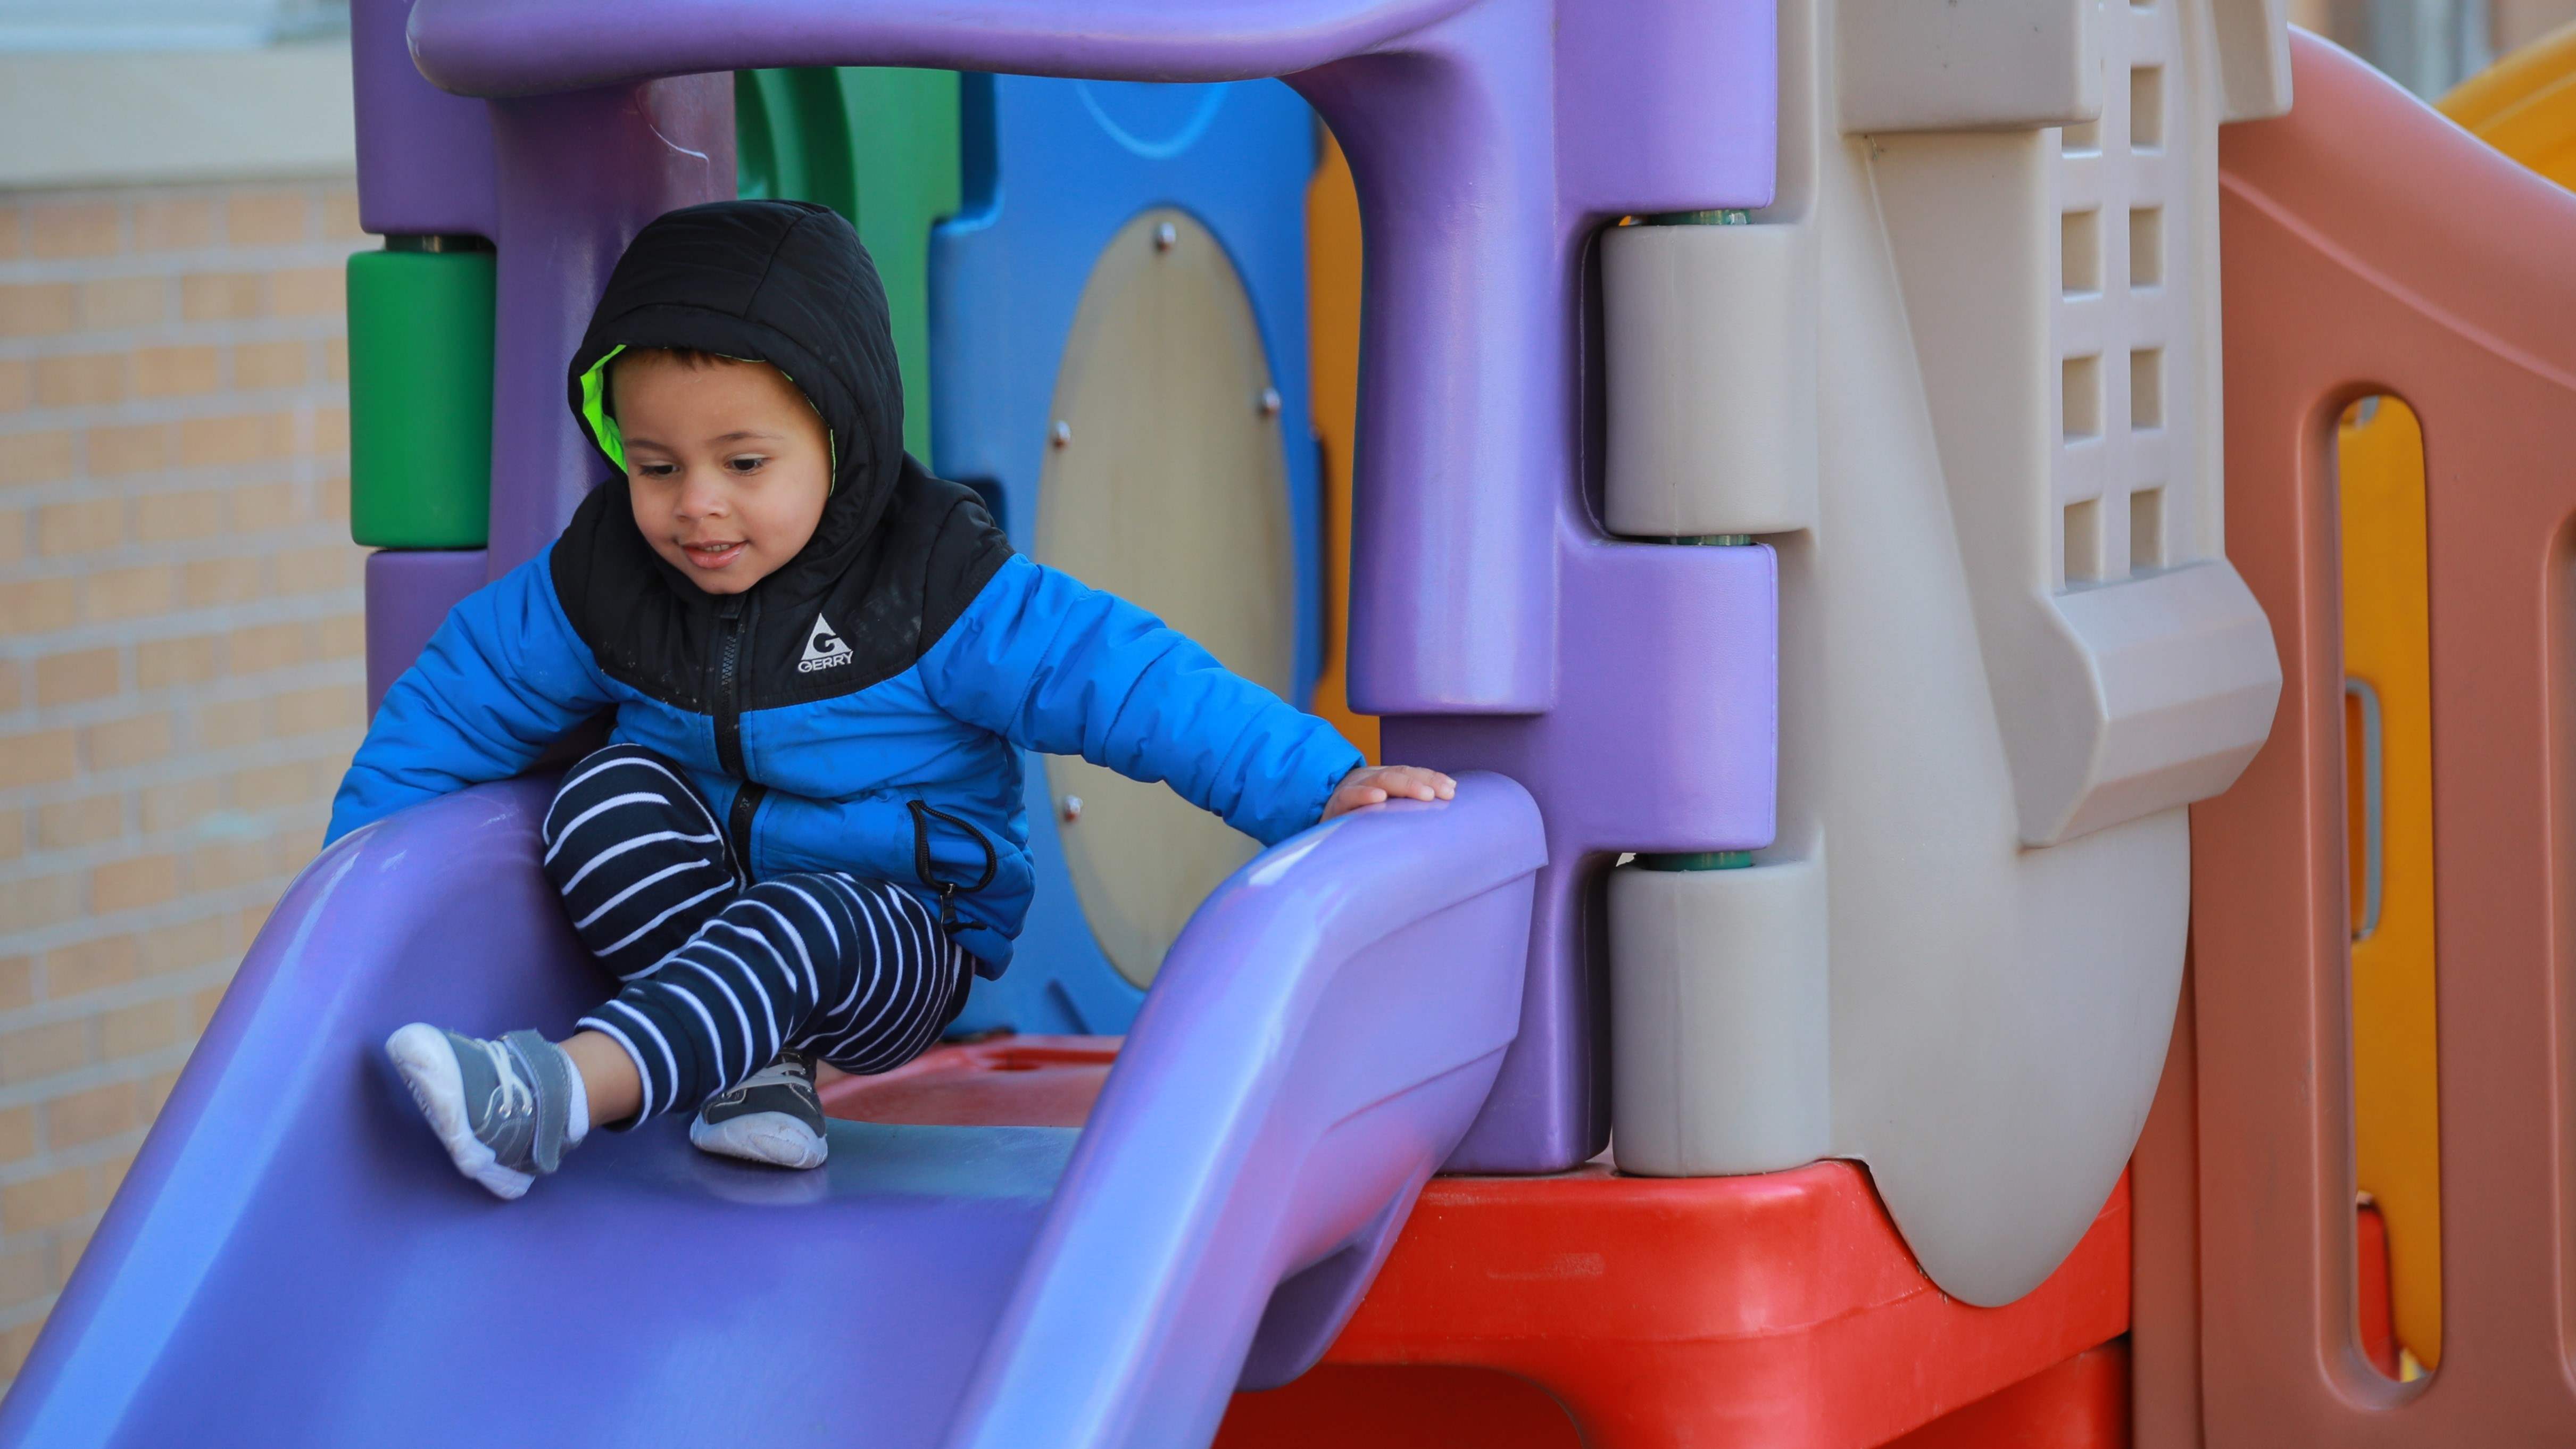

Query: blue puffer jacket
[326,199,1361,973]
[327,546,1361,973]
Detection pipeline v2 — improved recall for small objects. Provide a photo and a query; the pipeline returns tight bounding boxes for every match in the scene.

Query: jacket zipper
[713,596,765,871]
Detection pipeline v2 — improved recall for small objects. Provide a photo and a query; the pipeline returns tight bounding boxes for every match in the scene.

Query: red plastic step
[817,1034,1118,1128]
[828,1035,2129,1448]
[1237,1165,2130,1449]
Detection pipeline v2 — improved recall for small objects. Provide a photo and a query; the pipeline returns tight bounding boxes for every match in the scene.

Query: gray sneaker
[385,1023,579,1200]
[691,1050,828,1169]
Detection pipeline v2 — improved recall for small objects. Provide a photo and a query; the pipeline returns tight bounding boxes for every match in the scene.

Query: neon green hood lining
[578,344,629,471]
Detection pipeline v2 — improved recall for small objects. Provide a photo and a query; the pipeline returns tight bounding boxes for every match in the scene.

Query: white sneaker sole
[689,1109,828,1170]
[386,1023,534,1201]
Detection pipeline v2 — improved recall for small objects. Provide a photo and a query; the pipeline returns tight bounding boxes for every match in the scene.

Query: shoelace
[480,1037,534,1120]
[713,1057,809,1107]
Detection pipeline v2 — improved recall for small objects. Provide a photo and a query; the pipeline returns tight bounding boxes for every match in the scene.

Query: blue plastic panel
[931,75,1320,1037]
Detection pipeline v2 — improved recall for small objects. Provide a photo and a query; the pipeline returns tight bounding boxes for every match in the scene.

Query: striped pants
[543,744,973,1122]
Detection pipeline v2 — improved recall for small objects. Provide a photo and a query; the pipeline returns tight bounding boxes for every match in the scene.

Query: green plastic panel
[736,67,961,461]
[347,247,495,548]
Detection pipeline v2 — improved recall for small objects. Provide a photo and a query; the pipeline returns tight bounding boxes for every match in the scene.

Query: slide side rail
[944,771,1544,1449]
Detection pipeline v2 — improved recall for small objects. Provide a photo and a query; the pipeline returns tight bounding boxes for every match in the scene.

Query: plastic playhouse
[7,1,2576,1444]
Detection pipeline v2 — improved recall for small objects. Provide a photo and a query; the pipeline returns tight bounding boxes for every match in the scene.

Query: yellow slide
[2443,20,2576,188]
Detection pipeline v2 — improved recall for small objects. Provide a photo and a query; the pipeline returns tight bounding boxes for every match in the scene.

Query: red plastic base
[1880,1341,2131,1449]
[826,1038,2130,1449]
[1218,1365,1582,1448]
[1217,1340,2136,1449]
[1227,1164,2129,1449]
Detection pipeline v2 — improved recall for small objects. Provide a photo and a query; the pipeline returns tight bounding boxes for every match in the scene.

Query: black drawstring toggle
[907,800,998,936]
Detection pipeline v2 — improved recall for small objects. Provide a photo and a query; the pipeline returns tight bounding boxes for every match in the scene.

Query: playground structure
[6,5,2576,1448]
[2321,21,2576,1377]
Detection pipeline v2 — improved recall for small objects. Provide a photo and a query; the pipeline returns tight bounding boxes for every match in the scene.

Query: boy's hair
[628,347,738,372]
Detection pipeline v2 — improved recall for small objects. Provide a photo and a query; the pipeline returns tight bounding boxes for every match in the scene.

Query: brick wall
[0,179,367,1386]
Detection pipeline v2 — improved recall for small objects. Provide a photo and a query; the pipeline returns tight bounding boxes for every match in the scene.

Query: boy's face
[613,352,832,595]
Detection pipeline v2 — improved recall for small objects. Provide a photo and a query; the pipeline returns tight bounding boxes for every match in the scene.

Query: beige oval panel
[1037,207,1296,989]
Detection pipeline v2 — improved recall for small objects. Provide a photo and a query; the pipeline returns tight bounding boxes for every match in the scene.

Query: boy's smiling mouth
[682,539,747,570]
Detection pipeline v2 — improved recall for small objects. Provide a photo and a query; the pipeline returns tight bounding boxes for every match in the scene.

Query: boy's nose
[676,469,730,518]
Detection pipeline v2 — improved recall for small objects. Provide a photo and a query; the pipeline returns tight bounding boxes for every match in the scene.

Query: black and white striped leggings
[542,744,973,1122]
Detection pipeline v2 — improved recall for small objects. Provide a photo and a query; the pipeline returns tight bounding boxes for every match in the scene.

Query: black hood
[566,198,906,598]
[549,199,1013,719]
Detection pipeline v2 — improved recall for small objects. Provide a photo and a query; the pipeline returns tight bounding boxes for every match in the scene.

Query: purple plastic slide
[0,773,1541,1447]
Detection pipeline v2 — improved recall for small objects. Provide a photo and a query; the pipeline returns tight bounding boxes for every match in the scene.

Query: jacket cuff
[1303,739,1368,832]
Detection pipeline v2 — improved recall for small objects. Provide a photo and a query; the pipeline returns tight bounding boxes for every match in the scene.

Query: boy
[331,200,1451,1199]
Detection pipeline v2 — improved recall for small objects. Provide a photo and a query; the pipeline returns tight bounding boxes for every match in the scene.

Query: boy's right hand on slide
[1320,764,1457,822]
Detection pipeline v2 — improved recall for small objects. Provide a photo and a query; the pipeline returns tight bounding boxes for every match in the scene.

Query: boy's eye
[635,462,677,479]
[726,455,767,474]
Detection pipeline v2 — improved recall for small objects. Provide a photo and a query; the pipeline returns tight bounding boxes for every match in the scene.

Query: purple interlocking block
[350,0,497,238]
[404,0,1780,1172]
[362,548,486,717]
[0,4,1783,1442]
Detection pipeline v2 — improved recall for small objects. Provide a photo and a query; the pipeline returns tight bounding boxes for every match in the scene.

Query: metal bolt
[1153,221,1178,253]
[1060,795,1084,823]
[1050,420,1073,449]
[1258,387,1282,418]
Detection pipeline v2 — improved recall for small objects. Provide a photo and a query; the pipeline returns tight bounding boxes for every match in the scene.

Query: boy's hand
[1322,764,1457,821]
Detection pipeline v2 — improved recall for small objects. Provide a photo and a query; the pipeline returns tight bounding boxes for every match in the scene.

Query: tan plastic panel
[1601,222,1817,539]
[1609,859,1830,1175]
[1838,0,2101,134]
[1036,207,1294,989]
[2211,0,2295,122]
[1868,0,2279,849]
[1606,0,2283,1306]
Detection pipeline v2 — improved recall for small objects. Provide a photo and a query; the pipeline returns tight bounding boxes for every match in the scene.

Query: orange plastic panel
[2173,30,2576,1445]
[2441,20,2576,188]
[2336,396,2443,1367]
[1304,131,1377,760]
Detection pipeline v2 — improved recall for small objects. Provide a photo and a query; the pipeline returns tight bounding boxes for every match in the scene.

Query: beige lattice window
[2051,0,2200,591]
